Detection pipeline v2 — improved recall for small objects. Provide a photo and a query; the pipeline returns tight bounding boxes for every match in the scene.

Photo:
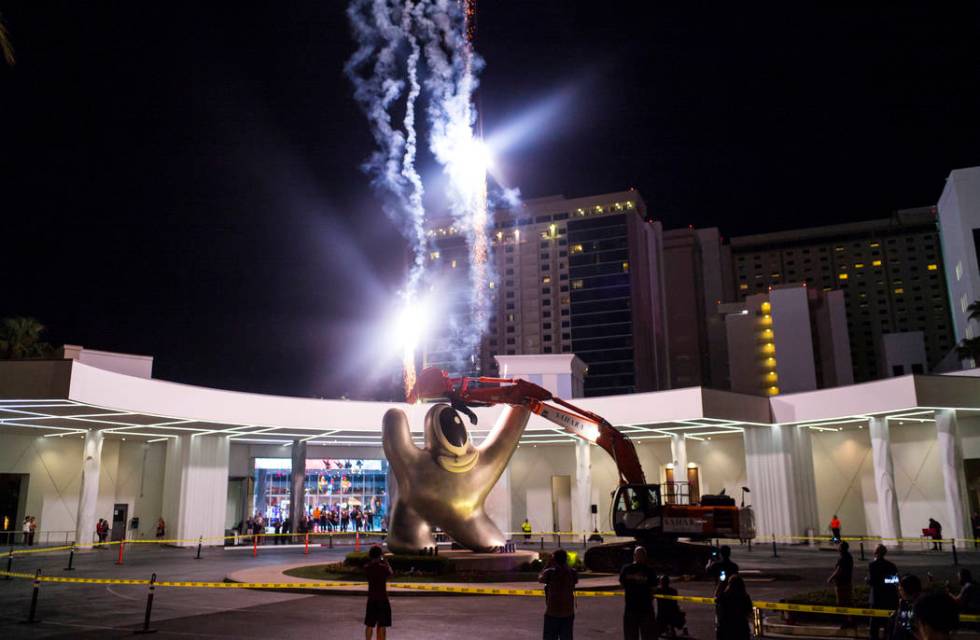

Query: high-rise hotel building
[424,190,670,396]
[729,208,955,382]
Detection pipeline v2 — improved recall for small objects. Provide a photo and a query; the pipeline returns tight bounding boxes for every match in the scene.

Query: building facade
[723,284,852,396]
[730,209,955,383]
[3,352,980,549]
[662,227,734,389]
[937,166,980,345]
[425,190,670,396]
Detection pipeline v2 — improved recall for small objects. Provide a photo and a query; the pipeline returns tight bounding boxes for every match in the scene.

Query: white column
[670,434,688,476]
[869,417,902,545]
[935,410,971,540]
[289,439,307,530]
[74,429,104,545]
[161,434,230,546]
[485,464,513,535]
[743,424,819,538]
[571,441,592,534]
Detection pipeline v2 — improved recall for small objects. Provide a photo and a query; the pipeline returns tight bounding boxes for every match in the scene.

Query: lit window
[869,242,880,248]
[430,251,440,260]
[489,282,495,289]
[854,263,864,269]
[739,283,749,290]
[835,246,845,252]
[560,296,570,305]
[572,279,584,289]
[451,259,457,269]
[872,260,882,267]
[838,273,848,280]
[894,288,904,294]
[571,244,584,254]
[623,261,630,272]
[542,276,552,284]
[927,264,938,271]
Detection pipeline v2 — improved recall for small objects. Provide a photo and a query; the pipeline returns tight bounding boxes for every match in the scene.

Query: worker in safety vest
[829,515,842,543]
[522,518,532,541]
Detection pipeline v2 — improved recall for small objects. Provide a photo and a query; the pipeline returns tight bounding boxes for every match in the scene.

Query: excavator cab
[612,484,664,536]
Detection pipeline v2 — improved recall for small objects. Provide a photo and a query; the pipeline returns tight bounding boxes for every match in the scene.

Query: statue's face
[425,404,479,473]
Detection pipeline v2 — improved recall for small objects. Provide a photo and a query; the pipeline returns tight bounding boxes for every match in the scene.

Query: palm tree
[0,317,56,359]
[967,301,980,324]
[956,337,980,364]
[0,13,14,66]
[956,300,980,366]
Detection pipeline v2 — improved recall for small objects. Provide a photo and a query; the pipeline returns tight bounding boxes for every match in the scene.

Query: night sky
[1,2,979,398]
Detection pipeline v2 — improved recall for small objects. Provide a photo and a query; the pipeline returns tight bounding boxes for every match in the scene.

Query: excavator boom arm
[410,368,646,486]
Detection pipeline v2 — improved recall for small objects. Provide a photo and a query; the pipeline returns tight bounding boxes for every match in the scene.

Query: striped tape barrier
[1,568,977,621]
[7,530,977,559]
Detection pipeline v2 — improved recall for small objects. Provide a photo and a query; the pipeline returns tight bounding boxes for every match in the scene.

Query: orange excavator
[410,367,756,572]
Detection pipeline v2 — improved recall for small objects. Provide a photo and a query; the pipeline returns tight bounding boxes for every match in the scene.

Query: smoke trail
[348,0,493,379]
[346,0,426,294]
[414,0,494,370]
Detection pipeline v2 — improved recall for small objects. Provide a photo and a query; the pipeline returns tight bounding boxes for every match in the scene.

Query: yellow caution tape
[0,569,977,620]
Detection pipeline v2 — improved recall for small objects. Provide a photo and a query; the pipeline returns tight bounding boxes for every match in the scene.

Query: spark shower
[346,0,493,397]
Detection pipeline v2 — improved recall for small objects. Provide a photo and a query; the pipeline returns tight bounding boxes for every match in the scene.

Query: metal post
[135,573,157,634]
[25,569,41,624]
[583,534,586,549]
[116,541,125,565]
[252,534,258,558]
[65,545,75,571]
[304,532,309,555]
[328,534,333,549]
[5,548,12,580]
[859,539,865,561]
[952,539,959,567]
[771,534,778,558]
[195,536,202,560]
[540,536,544,550]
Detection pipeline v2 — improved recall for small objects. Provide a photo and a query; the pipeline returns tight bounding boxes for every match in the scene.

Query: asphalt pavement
[0,539,974,639]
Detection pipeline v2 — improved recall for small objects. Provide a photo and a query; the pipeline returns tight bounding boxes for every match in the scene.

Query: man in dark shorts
[364,545,393,640]
[619,546,657,639]
[539,548,578,640]
[826,541,854,628]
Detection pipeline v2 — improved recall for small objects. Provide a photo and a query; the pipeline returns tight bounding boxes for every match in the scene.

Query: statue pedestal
[438,549,539,573]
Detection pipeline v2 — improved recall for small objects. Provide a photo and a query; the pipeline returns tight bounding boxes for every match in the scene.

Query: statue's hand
[382,409,423,478]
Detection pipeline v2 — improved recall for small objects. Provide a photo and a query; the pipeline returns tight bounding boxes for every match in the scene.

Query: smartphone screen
[719,570,727,582]
[885,575,899,585]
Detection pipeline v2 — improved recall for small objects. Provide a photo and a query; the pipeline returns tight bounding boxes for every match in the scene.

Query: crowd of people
[361,537,975,640]
[239,504,385,544]
[827,538,977,639]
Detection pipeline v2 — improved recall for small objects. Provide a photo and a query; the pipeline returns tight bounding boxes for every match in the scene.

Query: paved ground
[0,540,974,639]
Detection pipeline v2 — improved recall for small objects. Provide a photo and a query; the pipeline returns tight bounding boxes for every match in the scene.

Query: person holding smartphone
[706,545,738,585]
[890,574,922,640]
[867,544,899,640]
